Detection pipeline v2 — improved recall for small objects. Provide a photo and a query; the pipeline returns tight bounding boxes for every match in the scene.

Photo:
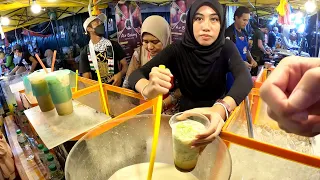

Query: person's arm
[123,51,140,88]
[246,50,257,67]
[9,66,19,75]
[258,39,268,54]
[79,46,92,79]
[163,88,182,111]
[226,40,253,108]
[29,56,38,73]
[128,44,176,98]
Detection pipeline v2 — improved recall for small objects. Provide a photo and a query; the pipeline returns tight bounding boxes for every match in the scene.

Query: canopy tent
[0,0,318,33]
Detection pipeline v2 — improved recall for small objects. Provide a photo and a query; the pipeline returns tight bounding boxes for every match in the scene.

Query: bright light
[305,1,317,14]
[1,17,10,26]
[290,13,295,20]
[31,1,42,14]
[296,11,304,19]
[298,24,306,33]
[269,17,277,25]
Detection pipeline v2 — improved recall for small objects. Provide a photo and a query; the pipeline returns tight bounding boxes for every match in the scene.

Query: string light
[1,17,10,26]
[305,0,316,14]
[31,0,42,14]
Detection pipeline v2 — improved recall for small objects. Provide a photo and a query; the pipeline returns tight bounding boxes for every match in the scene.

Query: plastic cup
[169,112,210,172]
[45,70,73,116]
[27,72,55,112]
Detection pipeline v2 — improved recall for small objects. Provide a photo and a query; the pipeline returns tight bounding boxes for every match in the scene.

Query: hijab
[182,0,225,64]
[139,15,171,65]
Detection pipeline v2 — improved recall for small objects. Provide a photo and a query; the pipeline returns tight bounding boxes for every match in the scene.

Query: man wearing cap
[79,14,128,86]
[9,44,40,75]
[251,24,271,76]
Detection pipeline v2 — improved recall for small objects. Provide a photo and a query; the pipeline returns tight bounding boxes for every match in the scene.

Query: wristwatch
[216,99,232,115]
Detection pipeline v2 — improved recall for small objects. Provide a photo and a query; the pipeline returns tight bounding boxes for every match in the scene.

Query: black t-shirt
[79,39,126,83]
[17,52,41,71]
[129,40,253,111]
[251,29,265,56]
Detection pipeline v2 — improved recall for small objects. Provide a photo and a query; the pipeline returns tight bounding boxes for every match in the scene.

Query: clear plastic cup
[169,112,210,172]
[45,70,73,116]
[27,71,55,112]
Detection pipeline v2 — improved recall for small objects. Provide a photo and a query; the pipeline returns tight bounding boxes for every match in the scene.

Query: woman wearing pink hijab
[123,15,181,114]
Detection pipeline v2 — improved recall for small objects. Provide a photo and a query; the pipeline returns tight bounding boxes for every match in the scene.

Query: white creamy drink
[108,162,198,180]
[172,120,206,172]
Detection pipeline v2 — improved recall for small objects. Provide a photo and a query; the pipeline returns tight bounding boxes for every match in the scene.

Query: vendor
[9,44,40,75]
[129,0,252,147]
[225,6,257,90]
[251,23,270,75]
[79,14,128,86]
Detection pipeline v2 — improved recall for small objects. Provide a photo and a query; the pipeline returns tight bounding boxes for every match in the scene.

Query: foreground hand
[176,107,225,149]
[260,56,320,137]
[108,73,122,87]
[143,67,173,99]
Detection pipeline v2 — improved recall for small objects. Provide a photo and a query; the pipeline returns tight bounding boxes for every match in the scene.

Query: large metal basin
[65,114,232,180]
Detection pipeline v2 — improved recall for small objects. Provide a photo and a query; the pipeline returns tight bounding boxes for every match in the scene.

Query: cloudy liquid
[108,162,198,180]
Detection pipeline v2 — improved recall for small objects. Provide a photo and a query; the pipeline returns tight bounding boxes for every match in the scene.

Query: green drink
[45,70,73,116]
[27,72,55,112]
[169,113,209,172]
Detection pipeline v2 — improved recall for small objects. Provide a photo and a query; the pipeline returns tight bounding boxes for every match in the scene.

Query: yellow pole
[75,70,78,92]
[96,69,109,116]
[147,65,165,180]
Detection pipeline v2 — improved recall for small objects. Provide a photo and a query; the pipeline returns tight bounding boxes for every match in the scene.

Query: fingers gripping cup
[45,70,73,116]
[27,72,55,112]
[169,113,210,172]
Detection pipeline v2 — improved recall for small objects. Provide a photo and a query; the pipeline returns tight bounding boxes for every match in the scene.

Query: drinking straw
[96,69,109,116]
[35,54,48,74]
[147,65,165,180]
[75,70,78,92]
[51,50,57,72]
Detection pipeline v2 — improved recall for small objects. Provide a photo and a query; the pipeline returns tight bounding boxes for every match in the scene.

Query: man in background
[79,14,128,87]
[225,6,257,90]
[251,23,271,75]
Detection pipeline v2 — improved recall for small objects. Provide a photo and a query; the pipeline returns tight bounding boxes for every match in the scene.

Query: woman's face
[193,6,220,46]
[142,33,163,57]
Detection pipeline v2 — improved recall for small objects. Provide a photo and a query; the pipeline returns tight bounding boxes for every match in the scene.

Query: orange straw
[51,50,57,72]
[35,54,48,74]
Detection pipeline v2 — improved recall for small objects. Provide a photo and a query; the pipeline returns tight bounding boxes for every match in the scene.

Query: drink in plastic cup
[45,70,73,116]
[27,71,55,112]
[169,112,210,172]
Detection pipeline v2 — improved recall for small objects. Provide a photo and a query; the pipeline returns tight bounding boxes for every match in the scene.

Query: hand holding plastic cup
[169,112,210,172]
[27,71,55,112]
[45,70,73,116]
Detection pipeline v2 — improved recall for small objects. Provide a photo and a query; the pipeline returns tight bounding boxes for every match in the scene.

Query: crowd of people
[1,0,318,140]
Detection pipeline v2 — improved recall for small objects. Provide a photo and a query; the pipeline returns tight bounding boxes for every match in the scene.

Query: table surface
[24,100,111,149]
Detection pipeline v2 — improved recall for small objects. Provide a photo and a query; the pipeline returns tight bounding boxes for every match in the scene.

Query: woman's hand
[142,67,173,99]
[176,107,225,148]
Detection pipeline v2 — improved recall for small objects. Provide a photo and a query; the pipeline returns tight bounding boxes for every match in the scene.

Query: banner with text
[115,1,142,62]
[170,0,187,42]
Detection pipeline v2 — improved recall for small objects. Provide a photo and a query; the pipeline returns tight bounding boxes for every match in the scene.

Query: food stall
[0,0,319,180]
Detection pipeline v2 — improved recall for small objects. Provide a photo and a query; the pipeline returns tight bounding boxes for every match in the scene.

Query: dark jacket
[225,23,249,43]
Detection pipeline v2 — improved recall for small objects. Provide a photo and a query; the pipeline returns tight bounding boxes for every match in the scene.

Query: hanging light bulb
[1,17,10,26]
[31,0,42,14]
[305,0,316,14]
